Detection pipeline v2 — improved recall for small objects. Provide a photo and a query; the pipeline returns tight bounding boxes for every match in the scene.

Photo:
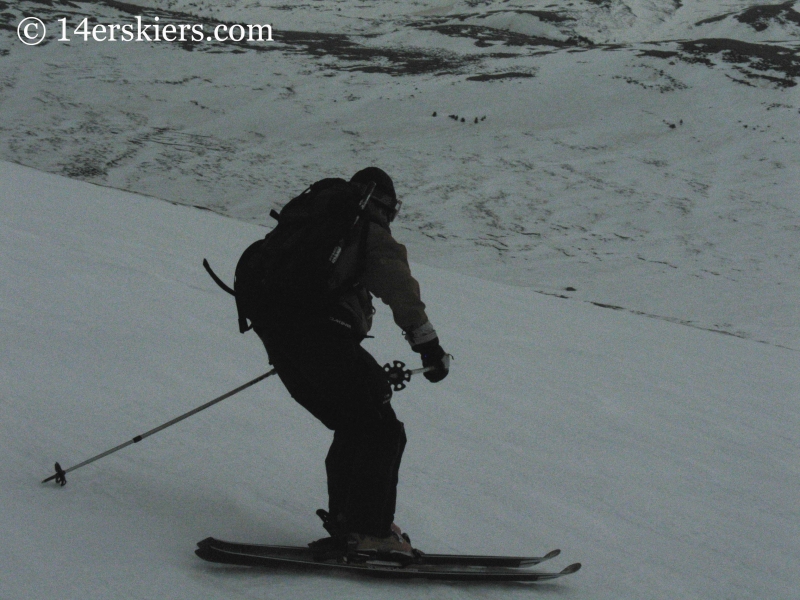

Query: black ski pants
[254,319,406,538]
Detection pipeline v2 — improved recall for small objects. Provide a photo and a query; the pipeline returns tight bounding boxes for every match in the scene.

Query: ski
[197,536,561,568]
[195,538,581,582]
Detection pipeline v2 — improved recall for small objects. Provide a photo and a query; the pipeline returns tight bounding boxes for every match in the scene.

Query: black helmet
[350,167,401,222]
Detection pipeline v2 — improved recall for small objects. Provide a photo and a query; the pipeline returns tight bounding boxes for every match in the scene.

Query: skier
[252,167,449,559]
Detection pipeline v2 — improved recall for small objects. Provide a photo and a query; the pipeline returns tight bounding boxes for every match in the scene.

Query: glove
[412,338,450,383]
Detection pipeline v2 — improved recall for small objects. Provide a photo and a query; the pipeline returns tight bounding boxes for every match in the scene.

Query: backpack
[232,178,376,332]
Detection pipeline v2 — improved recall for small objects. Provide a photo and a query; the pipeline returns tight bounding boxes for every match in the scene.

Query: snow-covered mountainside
[2,159,799,599]
[2,0,799,350]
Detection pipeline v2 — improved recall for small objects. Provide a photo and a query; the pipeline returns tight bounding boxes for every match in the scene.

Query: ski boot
[346,529,416,564]
[310,510,416,564]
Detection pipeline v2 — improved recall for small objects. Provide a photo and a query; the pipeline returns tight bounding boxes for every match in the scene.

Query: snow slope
[2,160,799,599]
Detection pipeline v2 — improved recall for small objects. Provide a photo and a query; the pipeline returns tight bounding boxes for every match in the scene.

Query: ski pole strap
[383,360,435,391]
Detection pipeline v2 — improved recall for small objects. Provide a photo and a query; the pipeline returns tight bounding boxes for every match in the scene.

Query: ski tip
[560,562,582,575]
[195,547,220,563]
[519,548,560,567]
[197,537,217,549]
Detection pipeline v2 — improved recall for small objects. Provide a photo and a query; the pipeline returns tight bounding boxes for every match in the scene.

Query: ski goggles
[371,192,402,222]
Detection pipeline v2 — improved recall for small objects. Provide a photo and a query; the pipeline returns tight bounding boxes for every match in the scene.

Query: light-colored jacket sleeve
[361,224,430,333]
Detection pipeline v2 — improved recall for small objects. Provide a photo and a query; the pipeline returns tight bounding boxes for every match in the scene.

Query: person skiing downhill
[252,167,449,559]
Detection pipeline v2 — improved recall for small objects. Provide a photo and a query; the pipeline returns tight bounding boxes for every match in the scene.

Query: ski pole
[42,370,276,486]
[383,360,437,391]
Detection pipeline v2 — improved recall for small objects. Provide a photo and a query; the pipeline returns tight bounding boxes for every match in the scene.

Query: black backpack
[232,178,376,332]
